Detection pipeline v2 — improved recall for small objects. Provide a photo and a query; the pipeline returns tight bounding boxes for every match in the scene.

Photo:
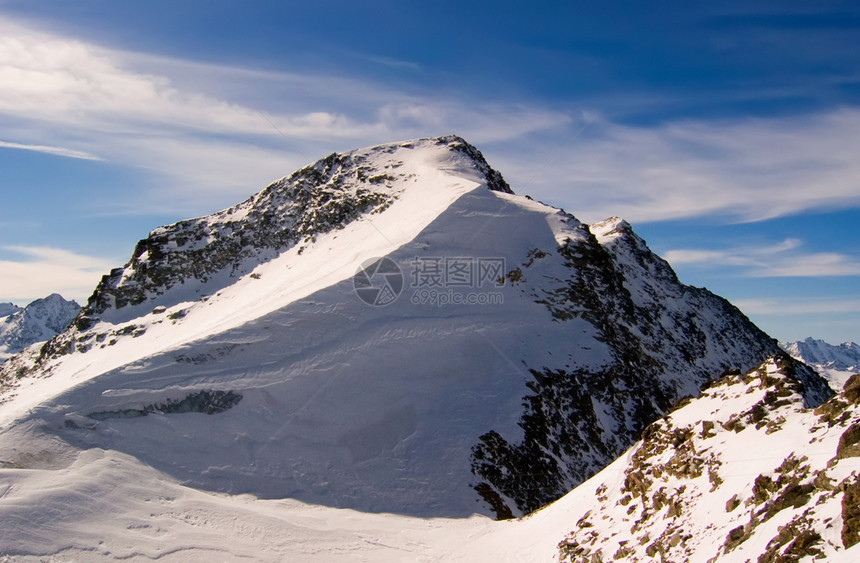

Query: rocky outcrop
[470,219,831,518]
[556,358,856,562]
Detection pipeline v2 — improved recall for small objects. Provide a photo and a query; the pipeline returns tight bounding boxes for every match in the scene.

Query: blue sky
[0,1,858,343]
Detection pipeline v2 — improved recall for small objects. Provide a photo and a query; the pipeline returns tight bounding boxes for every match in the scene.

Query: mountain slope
[468,217,829,517]
[0,136,829,522]
[0,294,79,361]
[0,303,21,317]
[0,360,846,562]
[555,354,860,562]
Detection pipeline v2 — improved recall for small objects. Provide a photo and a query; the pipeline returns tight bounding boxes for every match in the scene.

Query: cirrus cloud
[0,140,101,161]
[0,15,571,217]
[662,238,860,278]
[497,109,860,225]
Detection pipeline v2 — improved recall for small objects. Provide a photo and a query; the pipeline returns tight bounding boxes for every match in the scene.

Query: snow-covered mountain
[0,293,80,361]
[0,303,21,317]
[554,353,860,561]
[0,136,835,558]
[783,338,860,372]
[783,338,860,392]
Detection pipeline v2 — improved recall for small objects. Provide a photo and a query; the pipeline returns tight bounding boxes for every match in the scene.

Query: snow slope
[0,357,851,562]
[0,437,577,562]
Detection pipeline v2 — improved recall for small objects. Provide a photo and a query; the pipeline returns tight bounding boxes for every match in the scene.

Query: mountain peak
[0,302,21,318]
[69,135,511,328]
[428,135,513,194]
[0,294,80,361]
[783,337,860,390]
[590,216,632,243]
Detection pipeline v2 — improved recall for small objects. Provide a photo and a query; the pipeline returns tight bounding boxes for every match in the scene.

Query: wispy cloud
[0,16,570,216]
[731,297,860,316]
[2,14,859,227]
[0,140,101,160]
[361,54,422,71]
[663,238,860,277]
[498,109,860,224]
[0,246,119,304]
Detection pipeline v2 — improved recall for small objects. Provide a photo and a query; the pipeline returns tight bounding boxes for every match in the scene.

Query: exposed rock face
[556,356,856,562]
[85,390,243,422]
[470,218,832,517]
[80,152,395,324]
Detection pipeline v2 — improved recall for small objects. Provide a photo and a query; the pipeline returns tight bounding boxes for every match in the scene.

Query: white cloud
[0,20,273,137]
[0,246,119,305]
[731,298,860,316]
[1,14,859,227]
[0,15,570,217]
[662,238,860,278]
[0,140,101,160]
[753,253,860,277]
[496,109,860,224]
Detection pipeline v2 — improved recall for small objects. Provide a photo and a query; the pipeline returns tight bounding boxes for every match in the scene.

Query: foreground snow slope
[0,435,568,562]
[0,356,851,562]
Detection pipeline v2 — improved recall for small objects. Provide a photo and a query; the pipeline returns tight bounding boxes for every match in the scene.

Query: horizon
[0,1,858,343]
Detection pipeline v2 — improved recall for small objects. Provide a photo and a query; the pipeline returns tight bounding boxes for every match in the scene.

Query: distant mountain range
[783,338,860,391]
[783,337,860,372]
[0,294,79,361]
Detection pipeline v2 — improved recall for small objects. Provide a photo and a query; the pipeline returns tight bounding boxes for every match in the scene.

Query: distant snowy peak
[783,338,860,372]
[0,303,21,317]
[0,294,80,361]
[782,338,860,392]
